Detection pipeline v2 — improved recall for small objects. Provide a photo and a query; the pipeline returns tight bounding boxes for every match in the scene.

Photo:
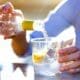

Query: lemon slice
[22,20,33,30]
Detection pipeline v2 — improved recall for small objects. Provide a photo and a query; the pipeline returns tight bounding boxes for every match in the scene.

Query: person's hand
[58,46,80,73]
[0,2,24,39]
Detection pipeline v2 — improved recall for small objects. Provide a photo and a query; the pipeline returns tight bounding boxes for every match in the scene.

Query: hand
[0,2,24,39]
[58,46,80,73]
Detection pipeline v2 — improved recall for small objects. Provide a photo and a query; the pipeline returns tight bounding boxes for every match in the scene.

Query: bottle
[21,20,45,31]
[21,20,48,39]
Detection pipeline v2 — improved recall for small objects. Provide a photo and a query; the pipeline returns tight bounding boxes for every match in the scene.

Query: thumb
[58,47,78,57]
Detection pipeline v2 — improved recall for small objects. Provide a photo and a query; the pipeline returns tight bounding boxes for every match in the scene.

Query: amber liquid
[32,53,46,64]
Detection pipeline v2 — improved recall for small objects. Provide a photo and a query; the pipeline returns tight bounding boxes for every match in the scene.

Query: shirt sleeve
[45,0,77,36]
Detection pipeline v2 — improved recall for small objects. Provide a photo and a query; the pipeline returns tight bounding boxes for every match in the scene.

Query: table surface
[25,56,80,80]
[0,56,80,80]
[35,72,80,80]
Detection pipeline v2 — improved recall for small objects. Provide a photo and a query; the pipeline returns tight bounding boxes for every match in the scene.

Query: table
[35,72,80,80]
[0,56,80,80]
[25,56,80,80]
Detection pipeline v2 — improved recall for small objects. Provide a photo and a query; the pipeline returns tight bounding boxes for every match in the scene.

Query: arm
[49,0,80,73]
[44,0,77,36]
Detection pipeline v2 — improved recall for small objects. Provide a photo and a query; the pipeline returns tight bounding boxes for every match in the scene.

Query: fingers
[0,2,23,21]
[62,60,80,70]
[60,60,80,72]
[0,10,23,21]
[0,14,11,21]
[58,47,80,74]
[58,47,78,56]
[8,10,24,23]
[61,66,80,74]
[0,2,24,39]
[2,2,13,14]
[0,2,14,14]
[12,9,24,18]
[0,21,7,34]
[0,21,16,36]
[59,50,80,62]
[68,67,80,73]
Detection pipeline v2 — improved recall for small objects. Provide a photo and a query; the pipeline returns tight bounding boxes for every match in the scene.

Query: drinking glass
[31,38,48,64]
[31,37,60,76]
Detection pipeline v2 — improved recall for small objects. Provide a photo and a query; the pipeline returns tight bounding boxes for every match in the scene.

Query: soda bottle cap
[22,20,33,30]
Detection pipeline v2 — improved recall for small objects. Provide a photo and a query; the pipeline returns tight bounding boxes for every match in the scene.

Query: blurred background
[0,0,62,20]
